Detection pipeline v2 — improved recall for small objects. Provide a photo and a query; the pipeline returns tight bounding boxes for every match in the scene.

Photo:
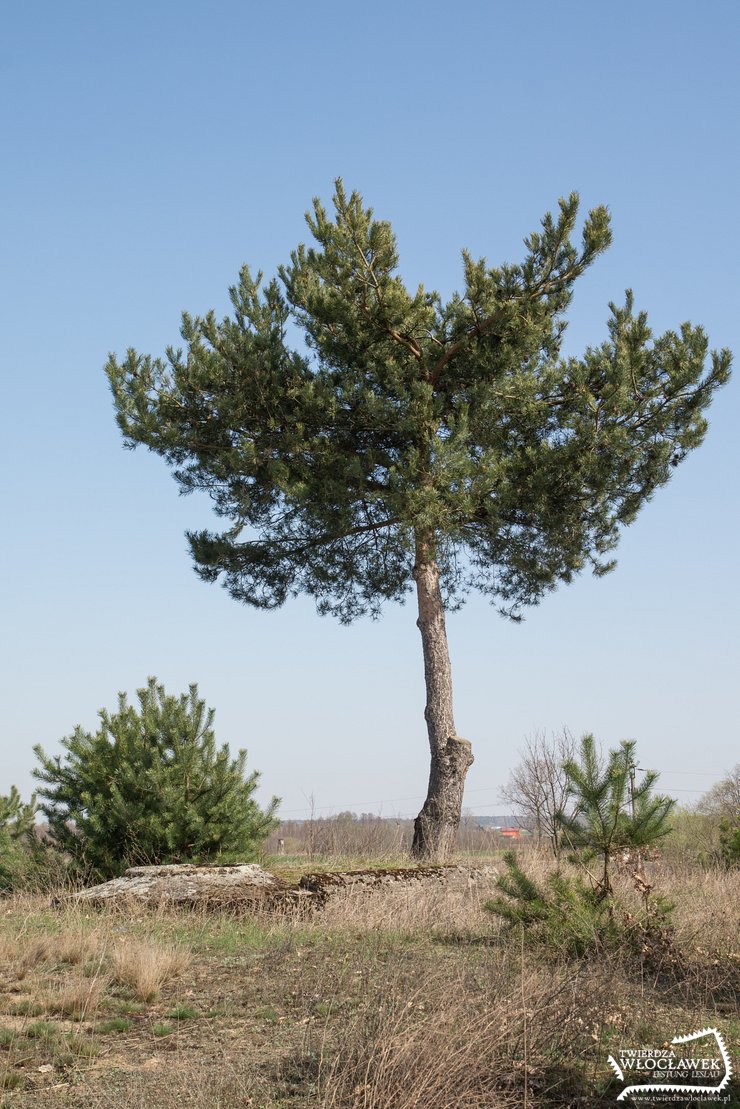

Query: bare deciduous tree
[499,729,576,856]
[697,765,740,821]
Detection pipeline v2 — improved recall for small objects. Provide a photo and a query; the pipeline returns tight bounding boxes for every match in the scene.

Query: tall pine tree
[106,182,731,859]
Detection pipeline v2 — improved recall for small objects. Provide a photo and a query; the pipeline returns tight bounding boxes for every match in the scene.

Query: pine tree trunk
[411,535,474,861]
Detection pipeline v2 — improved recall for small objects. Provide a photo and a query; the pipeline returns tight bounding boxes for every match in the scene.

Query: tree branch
[346,224,423,361]
[266,515,401,561]
[430,313,503,385]
[430,258,590,387]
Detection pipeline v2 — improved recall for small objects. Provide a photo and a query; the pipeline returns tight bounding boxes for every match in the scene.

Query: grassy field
[0,854,738,1108]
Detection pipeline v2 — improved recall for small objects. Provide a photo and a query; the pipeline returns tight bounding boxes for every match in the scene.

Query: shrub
[33,678,279,879]
[719,819,740,867]
[0,787,61,891]
[697,766,740,869]
[662,808,723,867]
[485,852,674,960]
[0,787,37,889]
[485,852,620,957]
[697,764,740,821]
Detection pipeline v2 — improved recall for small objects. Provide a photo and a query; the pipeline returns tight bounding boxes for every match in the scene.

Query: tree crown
[107,182,731,621]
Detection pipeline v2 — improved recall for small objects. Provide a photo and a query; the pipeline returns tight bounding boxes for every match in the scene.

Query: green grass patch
[82,957,107,977]
[111,998,146,1015]
[64,1032,101,1057]
[196,920,268,955]
[166,1004,198,1020]
[97,1017,132,1033]
[25,1020,58,1041]
[1,1070,25,1090]
[151,1022,174,1037]
[7,1000,44,1017]
[126,912,269,956]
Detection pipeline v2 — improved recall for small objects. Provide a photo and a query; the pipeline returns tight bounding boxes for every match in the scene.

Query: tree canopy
[106,182,731,623]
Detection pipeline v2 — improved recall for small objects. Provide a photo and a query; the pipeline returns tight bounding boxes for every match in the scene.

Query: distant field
[1,854,738,1107]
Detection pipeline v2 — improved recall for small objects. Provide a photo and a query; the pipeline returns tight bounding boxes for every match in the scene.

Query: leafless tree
[499,729,576,857]
[697,764,740,820]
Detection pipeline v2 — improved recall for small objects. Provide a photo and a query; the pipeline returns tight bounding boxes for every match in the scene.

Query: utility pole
[628,757,644,874]
[628,758,637,822]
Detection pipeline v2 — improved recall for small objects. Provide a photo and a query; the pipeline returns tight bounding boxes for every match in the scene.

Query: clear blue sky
[1,0,738,821]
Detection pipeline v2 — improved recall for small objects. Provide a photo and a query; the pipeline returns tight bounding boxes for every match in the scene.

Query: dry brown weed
[319,957,621,1108]
[110,939,189,1001]
[42,972,108,1020]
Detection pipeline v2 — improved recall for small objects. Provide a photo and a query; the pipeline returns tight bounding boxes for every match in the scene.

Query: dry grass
[109,939,190,1001]
[314,874,497,938]
[41,972,108,1020]
[313,857,740,1108]
[664,864,740,951]
[0,856,737,1107]
[16,930,105,978]
[320,960,614,1109]
[27,1061,290,1108]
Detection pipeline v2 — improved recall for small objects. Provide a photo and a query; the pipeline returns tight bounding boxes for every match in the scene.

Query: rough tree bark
[411,534,474,861]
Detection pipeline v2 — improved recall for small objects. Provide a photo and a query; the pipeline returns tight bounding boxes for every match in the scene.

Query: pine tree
[556,735,675,896]
[0,785,37,841]
[33,678,278,879]
[106,182,731,860]
[0,787,40,890]
[484,850,621,958]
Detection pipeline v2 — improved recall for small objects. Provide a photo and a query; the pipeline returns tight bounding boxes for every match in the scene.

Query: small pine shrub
[0,787,63,892]
[34,678,279,879]
[556,736,674,897]
[485,852,674,960]
[485,852,620,957]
